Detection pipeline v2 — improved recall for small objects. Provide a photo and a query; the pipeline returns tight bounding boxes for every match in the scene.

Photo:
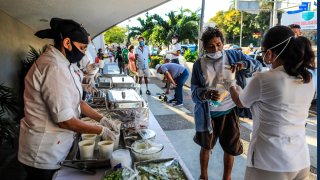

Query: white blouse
[239,66,315,172]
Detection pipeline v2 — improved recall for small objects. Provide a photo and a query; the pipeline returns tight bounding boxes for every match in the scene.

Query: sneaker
[172,103,183,107]
[139,89,142,95]
[146,90,151,95]
[167,99,177,103]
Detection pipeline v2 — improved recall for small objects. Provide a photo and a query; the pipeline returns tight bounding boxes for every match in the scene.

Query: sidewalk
[104,62,317,179]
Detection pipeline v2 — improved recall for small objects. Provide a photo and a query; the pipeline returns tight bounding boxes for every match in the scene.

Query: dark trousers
[174,69,189,104]
[118,61,125,74]
[22,163,57,180]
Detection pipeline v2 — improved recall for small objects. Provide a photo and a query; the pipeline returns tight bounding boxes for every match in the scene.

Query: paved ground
[0,62,316,180]
[144,71,317,180]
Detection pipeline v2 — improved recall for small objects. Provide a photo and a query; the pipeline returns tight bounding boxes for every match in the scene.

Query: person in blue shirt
[155,63,189,107]
[191,27,262,180]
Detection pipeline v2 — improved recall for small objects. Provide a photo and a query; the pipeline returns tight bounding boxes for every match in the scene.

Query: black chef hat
[35,17,89,44]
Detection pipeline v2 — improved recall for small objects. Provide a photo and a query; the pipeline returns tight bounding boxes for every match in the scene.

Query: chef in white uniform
[228,26,315,180]
[18,18,118,180]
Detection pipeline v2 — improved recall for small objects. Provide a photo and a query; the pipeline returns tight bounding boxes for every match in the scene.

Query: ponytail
[283,36,315,83]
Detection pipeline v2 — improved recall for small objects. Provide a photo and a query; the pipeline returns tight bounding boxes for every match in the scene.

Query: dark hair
[262,25,315,83]
[289,24,301,29]
[172,34,179,39]
[128,45,134,51]
[138,36,144,40]
[200,27,224,47]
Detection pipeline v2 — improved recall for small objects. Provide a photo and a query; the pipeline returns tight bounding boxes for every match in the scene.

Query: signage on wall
[281,11,317,30]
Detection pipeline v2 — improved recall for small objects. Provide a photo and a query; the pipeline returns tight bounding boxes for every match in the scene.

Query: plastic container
[131,140,163,161]
[110,149,132,168]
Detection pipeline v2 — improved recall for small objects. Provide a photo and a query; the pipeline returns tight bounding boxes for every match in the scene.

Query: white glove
[100,126,116,141]
[100,117,119,132]
[223,79,237,91]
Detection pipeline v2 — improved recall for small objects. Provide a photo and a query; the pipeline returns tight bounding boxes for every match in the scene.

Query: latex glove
[223,80,237,91]
[100,126,116,141]
[100,117,119,132]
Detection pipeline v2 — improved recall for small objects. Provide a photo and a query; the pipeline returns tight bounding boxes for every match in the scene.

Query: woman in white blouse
[228,26,315,180]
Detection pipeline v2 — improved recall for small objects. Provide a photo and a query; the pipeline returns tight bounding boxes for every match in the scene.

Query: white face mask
[172,39,177,44]
[262,36,293,69]
[206,51,223,60]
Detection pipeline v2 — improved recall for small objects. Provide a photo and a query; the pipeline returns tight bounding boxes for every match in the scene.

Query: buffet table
[52,110,194,180]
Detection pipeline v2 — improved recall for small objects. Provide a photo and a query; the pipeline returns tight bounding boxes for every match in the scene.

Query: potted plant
[0,84,19,158]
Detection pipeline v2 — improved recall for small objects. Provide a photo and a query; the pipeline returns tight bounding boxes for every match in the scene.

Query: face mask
[262,53,273,70]
[262,36,293,68]
[65,42,85,63]
[172,39,177,44]
[139,41,145,46]
[206,51,223,60]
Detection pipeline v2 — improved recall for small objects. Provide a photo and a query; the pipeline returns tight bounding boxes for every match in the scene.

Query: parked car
[181,44,198,55]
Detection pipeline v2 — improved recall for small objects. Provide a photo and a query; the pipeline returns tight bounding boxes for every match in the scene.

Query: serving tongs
[60,160,96,175]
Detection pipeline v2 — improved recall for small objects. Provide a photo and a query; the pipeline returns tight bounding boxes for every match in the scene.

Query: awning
[0,0,171,37]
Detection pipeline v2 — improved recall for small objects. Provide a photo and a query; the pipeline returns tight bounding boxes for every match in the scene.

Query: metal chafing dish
[101,73,127,78]
[106,89,144,110]
[111,76,135,88]
[97,76,112,89]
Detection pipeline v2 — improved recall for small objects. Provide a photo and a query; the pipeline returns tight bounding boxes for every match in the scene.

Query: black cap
[35,17,89,44]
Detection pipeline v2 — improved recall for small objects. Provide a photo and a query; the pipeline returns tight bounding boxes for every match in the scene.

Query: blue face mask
[139,41,145,46]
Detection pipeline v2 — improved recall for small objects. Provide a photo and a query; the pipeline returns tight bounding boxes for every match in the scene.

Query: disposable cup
[98,140,114,159]
[112,131,120,150]
[81,134,98,150]
[78,140,95,160]
[114,120,122,130]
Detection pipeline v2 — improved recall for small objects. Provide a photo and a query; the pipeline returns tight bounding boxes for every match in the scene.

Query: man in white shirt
[168,34,181,64]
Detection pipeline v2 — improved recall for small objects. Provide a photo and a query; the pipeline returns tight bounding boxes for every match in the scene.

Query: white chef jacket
[239,66,314,172]
[18,45,83,169]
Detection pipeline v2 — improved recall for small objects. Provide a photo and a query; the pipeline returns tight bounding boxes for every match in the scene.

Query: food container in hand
[131,140,163,162]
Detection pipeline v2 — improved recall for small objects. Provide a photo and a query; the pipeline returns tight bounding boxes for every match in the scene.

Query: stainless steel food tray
[97,77,112,89]
[106,89,144,110]
[111,76,135,88]
[61,134,111,171]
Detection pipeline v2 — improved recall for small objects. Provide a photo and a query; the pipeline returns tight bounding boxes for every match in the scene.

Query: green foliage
[129,8,200,47]
[0,84,19,146]
[150,55,163,68]
[184,49,198,63]
[104,26,127,45]
[208,2,273,46]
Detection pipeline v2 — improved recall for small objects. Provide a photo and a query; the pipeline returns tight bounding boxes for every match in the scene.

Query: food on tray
[136,159,187,180]
[103,167,136,180]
